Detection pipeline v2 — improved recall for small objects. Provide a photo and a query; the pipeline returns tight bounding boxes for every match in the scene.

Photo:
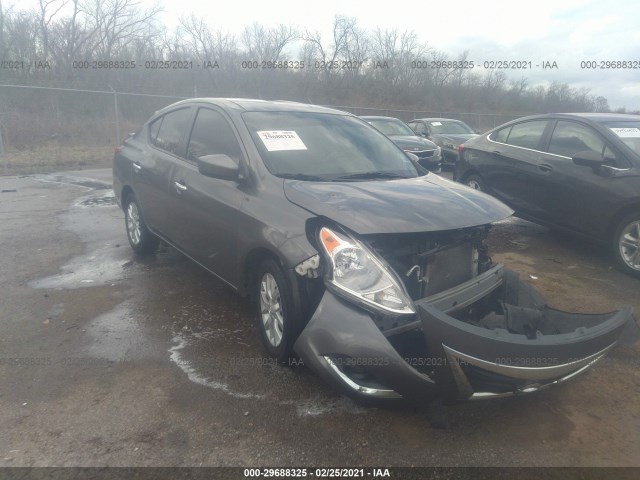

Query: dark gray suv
[113,99,636,405]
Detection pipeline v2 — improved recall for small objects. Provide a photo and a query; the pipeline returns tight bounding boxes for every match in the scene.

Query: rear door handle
[132,162,142,173]
[538,163,553,172]
[174,181,187,193]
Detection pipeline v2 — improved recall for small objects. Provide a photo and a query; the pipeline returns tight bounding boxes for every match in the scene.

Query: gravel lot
[0,169,639,467]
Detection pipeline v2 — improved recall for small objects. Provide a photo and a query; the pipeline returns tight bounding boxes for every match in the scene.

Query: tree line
[1,0,631,152]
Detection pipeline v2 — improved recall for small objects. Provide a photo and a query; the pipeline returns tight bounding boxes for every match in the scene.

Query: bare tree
[299,15,375,104]
[0,0,5,60]
[370,28,430,91]
[3,10,40,65]
[80,0,162,59]
[38,0,68,60]
[241,23,297,61]
[179,15,237,65]
[48,0,96,71]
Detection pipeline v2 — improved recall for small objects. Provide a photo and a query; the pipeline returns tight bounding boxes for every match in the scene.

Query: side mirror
[198,154,239,180]
[572,150,604,169]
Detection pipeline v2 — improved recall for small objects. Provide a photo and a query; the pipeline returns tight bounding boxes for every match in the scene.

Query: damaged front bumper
[293,264,638,402]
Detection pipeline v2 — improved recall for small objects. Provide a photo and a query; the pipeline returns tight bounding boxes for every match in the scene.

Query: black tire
[254,259,298,362]
[612,212,640,278]
[464,174,485,191]
[124,193,159,254]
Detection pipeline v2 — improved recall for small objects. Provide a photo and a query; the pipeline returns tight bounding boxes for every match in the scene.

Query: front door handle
[174,181,187,193]
[538,163,553,172]
[132,162,142,173]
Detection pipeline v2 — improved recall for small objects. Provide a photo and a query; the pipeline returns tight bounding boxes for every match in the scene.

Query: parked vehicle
[454,113,640,278]
[408,118,478,166]
[361,116,442,172]
[113,100,636,404]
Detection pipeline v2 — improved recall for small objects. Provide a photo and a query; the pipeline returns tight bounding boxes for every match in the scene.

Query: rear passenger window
[187,108,243,163]
[152,108,191,155]
[548,121,610,159]
[505,120,548,150]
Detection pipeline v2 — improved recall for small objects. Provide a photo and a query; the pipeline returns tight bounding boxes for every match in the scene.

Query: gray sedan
[113,99,637,405]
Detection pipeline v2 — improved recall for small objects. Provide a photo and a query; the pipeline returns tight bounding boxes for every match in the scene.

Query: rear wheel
[613,213,640,278]
[464,174,485,191]
[124,194,159,254]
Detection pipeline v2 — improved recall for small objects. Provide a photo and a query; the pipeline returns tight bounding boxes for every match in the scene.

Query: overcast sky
[12,0,640,110]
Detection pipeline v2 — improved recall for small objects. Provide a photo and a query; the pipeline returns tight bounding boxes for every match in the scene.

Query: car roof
[551,112,640,122]
[360,116,404,121]
[158,98,350,116]
[412,118,467,122]
[496,112,640,126]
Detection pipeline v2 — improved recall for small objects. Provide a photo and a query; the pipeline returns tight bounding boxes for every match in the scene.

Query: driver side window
[548,121,616,163]
[187,108,243,163]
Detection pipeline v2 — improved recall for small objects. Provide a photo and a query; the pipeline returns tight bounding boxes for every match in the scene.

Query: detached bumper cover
[294,265,637,402]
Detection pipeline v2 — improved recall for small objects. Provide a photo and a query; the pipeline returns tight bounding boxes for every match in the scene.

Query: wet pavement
[0,169,639,467]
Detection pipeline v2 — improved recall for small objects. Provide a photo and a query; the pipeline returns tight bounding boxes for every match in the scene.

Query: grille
[404,149,436,160]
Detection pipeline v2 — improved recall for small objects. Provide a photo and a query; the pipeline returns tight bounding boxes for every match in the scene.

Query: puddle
[75,190,117,208]
[29,244,132,289]
[84,301,154,361]
[29,186,137,289]
[34,174,111,191]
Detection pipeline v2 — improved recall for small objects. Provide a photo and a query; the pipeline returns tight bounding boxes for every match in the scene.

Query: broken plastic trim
[444,343,615,399]
[323,356,403,399]
[294,254,320,278]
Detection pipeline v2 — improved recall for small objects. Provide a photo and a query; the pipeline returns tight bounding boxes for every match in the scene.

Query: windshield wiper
[277,173,328,181]
[331,171,413,181]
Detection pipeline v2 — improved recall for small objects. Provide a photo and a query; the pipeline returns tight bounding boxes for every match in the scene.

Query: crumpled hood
[284,174,513,234]
[388,135,437,150]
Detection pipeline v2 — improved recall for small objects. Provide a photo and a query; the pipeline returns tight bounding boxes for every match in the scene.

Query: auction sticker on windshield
[257,131,308,151]
[610,127,640,138]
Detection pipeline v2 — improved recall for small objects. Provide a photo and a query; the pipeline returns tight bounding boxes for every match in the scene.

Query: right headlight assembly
[318,226,415,316]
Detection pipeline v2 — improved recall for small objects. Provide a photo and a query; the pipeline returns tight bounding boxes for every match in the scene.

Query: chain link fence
[0,84,533,174]
[0,84,187,174]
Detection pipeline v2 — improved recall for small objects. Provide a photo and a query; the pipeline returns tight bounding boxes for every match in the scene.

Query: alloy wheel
[619,220,640,271]
[466,179,481,190]
[260,273,284,347]
[126,202,142,246]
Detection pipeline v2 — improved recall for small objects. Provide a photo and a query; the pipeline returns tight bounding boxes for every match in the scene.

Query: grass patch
[1,143,114,175]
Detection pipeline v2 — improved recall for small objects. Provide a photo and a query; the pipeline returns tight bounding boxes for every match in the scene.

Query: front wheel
[255,259,297,362]
[464,174,485,191]
[613,213,640,278]
[124,194,159,254]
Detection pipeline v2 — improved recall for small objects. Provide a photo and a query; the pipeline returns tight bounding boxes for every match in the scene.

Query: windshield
[365,118,415,137]
[428,120,474,135]
[242,112,420,180]
[602,121,640,157]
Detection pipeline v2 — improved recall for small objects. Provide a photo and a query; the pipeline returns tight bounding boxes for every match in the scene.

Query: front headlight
[434,146,442,157]
[318,227,415,315]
